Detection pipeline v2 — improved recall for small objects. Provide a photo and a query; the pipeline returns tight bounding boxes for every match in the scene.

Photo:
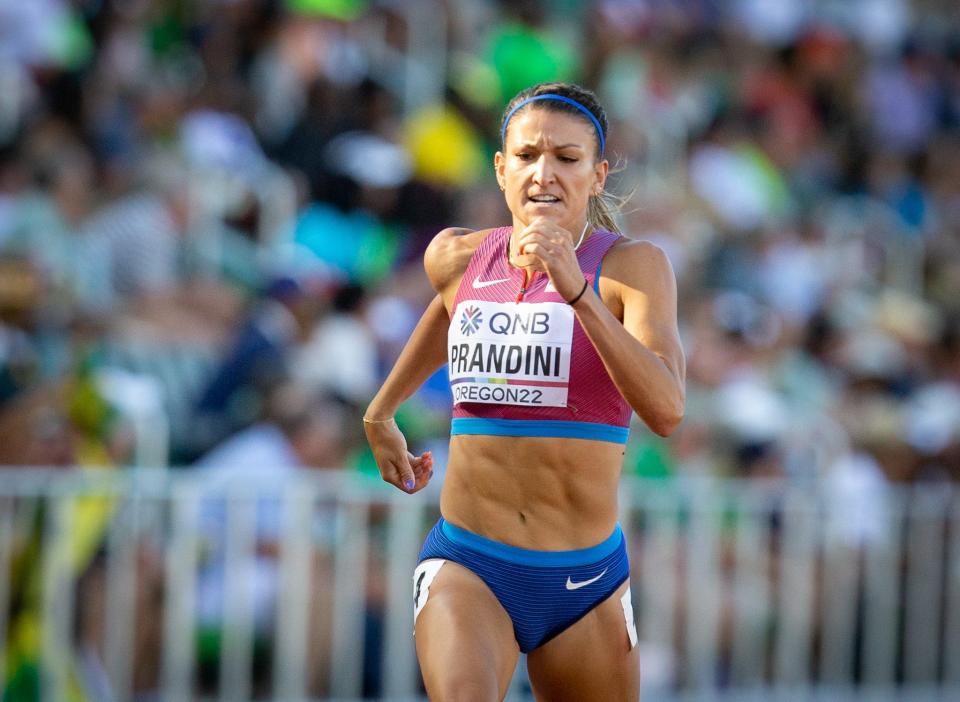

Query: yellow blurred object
[70,467,117,573]
[450,52,501,109]
[11,614,41,665]
[403,104,486,188]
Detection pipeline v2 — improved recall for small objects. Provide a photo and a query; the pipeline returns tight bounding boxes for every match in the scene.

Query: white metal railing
[0,468,958,701]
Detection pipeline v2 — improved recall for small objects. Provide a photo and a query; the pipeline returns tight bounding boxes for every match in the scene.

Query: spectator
[192,384,347,695]
[293,282,378,408]
[192,275,325,455]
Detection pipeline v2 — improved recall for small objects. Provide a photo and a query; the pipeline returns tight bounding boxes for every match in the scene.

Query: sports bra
[447,226,632,444]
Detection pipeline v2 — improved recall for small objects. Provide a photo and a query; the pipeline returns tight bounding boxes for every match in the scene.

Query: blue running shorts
[414,517,630,652]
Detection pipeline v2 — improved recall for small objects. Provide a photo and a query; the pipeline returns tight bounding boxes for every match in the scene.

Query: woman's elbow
[642,397,685,437]
[649,410,684,437]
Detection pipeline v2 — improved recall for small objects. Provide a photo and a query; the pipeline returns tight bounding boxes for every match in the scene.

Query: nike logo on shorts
[472,275,510,288]
[565,568,607,591]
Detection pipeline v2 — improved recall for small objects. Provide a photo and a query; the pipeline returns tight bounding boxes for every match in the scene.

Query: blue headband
[501,94,606,157]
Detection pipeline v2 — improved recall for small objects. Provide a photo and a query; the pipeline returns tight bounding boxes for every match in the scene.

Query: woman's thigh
[414,559,520,702]
[526,579,640,702]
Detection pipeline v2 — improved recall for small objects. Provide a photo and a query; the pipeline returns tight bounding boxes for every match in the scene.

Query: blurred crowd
[1,0,957,483]
[1,0,960,696]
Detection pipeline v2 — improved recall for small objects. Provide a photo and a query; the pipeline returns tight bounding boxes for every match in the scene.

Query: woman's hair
[500,82,622,234]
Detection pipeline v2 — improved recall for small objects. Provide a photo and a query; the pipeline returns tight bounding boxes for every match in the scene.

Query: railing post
[684,480,722,690]
[945,493,960,687]
[329,491,369,698]
[819,532,861,684]
[860,490,905,687]
[730,485,773,688]
[382,492,426,698]
[638,483,681,692]
[162,481,201,701]
[0,500,14,692]
[903,486,949,685]
[219,486,257,702]
[773,488,817,691]
[104,486,137,702]
[40,494,74,702]
[272,479,316,702]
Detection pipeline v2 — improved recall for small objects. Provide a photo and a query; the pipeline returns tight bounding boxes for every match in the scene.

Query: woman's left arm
[572,240,685,436]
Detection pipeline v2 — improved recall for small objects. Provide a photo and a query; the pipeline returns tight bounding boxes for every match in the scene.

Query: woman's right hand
[363,418,433,493]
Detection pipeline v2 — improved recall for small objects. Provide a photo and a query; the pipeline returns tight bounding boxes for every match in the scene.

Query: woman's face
[495,107,608,235]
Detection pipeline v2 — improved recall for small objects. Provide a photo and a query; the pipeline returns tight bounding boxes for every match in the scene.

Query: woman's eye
[516,152,532,160]
[559,156,578,163]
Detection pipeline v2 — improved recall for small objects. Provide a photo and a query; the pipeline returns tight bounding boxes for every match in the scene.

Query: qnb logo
[460,306,482,336]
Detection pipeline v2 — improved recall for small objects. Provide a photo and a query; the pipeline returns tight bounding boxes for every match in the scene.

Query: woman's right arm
[363,227,476,493]
[364,293,449,422]
[363,294,448,493]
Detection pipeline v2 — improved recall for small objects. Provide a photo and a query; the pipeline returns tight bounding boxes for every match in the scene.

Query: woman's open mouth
[528,194,561,205]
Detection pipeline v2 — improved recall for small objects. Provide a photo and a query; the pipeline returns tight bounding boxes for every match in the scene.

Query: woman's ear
[494,151,506,191]
[594,159,609,194]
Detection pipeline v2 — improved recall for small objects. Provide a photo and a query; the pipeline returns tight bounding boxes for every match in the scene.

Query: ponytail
[588,191,622,234]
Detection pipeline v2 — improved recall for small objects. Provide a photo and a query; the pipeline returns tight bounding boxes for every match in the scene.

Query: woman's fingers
[393,459,416,491]
[516,239,560,273]
[517,226,575,262]
[408,451,434,492]
[411,450,433,472]
[515,233,586,299]
[518,217,569,244]
[378,450,433,494]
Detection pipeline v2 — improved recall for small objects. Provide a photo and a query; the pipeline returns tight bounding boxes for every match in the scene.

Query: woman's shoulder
[424,227,501,293]
[603,235,676,290]
[426,226,493,253]
[606,235,671,270]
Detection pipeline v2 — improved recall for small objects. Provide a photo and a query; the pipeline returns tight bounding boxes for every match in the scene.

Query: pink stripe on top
[449,226,632,439]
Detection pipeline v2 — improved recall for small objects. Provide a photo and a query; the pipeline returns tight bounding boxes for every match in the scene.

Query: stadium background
[1,0,959,700]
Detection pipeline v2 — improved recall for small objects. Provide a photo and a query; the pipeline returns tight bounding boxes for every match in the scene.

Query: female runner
[363,81,685,701]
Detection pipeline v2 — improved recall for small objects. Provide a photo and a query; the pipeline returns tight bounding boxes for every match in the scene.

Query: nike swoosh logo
[472,275,510,289]
[545,280,557,292]
[565,568,607,591]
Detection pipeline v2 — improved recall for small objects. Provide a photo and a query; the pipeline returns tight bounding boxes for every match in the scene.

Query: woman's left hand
[513,217,587,302]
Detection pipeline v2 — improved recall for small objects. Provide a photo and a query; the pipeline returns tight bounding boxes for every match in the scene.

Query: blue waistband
[439,518,624,567]
[451,417,629,444]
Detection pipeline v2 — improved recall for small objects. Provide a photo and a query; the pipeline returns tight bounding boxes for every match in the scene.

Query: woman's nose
[532,155,555,183]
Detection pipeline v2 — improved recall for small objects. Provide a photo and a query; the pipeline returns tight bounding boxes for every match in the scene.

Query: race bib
[448,299,574,407]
